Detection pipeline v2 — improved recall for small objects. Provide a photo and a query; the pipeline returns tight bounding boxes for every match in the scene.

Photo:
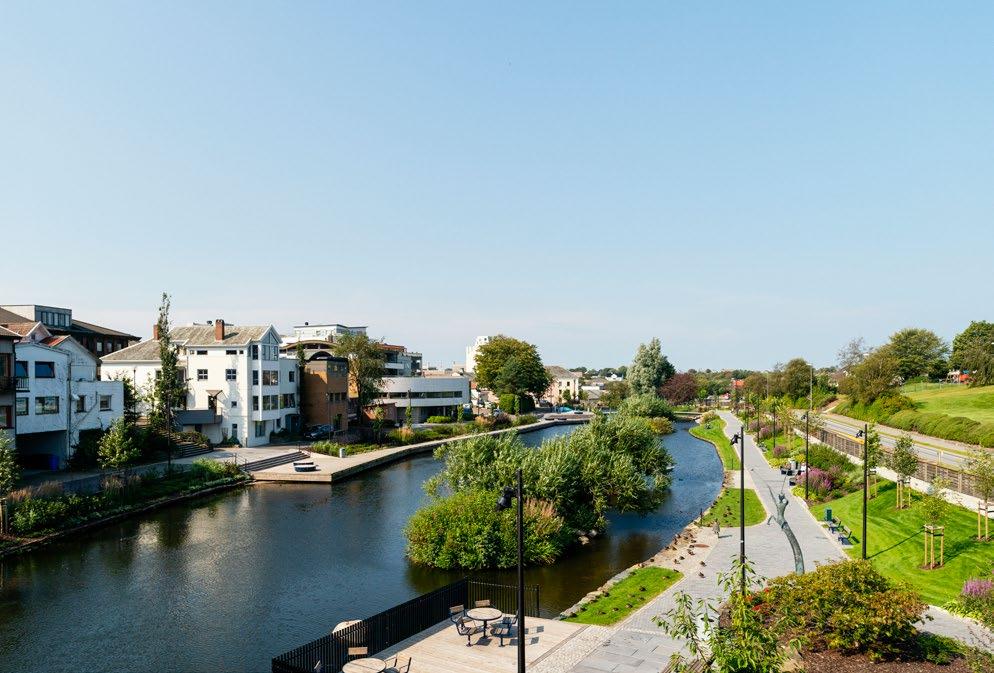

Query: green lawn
[566,566,682,625]
[810,480,993,605]
[903,383,994,425]
[690,417,739,470]
[702,487,766,528]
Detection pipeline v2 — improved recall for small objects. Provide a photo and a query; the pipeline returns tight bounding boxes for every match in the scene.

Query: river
[0,421,722,673]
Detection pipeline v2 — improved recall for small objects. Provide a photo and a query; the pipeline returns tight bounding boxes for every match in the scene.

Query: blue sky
[2,3,993,371]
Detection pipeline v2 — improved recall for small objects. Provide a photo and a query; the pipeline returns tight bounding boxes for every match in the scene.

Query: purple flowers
[807,467,834,496]
[962,578,993,600]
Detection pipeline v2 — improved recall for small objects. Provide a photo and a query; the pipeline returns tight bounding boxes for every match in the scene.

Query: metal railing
[14,377,29,392]
[272,579,540,673]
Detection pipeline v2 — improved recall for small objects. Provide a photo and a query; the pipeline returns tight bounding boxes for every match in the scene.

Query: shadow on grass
[868,529,922,559]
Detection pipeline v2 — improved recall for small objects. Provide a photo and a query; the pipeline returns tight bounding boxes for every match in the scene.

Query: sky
[2,3,993,372]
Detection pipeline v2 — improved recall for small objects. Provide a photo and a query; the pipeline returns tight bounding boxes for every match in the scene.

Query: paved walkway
[563,411,988,672]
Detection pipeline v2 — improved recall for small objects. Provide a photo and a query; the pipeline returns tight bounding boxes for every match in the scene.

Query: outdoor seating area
[824,516,853,546]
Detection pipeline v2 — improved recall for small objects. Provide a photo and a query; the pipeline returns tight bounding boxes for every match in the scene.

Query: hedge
[837,397,994,447]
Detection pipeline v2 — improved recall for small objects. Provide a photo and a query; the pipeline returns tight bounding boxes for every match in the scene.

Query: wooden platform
[372,617,586,673]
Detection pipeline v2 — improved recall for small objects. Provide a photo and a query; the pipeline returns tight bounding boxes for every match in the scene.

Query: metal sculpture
[767,485,804,574]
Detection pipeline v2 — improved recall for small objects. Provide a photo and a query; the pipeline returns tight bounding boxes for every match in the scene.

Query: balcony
[14,377,29,392]
[0,376,13,393]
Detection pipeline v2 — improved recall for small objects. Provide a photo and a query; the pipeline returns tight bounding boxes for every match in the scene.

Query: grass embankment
[566,566,682,625]
[702,488,766,527]
[810,480,992,605]
[904,383,994,425]
[690,417,739,470]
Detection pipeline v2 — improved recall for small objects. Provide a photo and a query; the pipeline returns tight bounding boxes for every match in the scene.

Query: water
[0,422,722,673]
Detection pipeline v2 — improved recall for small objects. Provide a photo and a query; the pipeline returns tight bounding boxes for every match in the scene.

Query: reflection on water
[0,422,721,673]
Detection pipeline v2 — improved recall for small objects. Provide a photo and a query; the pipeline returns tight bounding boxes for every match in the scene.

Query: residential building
[0,304,138,358]
[544,365,582,405]
[464,336,492,373]
[5,322,124,468]
[101,319,299,447]
[0,326,17,441]
[299,357,350,433]
[372,375,470,424]
[286,324,422,376]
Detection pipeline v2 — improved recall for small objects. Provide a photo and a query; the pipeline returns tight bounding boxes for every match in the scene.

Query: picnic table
[465,606,503,642]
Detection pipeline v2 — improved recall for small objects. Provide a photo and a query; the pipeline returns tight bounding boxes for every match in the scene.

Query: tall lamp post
[496,469,525,673]
[804,366,813,501]
[730,429,746,596]
[856,425,868,560]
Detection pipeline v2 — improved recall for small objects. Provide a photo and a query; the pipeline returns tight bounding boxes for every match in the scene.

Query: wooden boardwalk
[371,617,586,673]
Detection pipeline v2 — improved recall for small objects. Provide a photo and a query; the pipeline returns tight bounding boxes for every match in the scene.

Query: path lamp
[730,429,746,596]
[496,469,525,673]
[856,425,869,560]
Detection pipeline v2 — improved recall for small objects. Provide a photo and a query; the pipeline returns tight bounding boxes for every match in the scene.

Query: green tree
[837,336,869,373]
[600,380,629,409]
[474,336,550,398]
[98,418,140,470]
[330,332,385,424]
[151,293,187,469]
[627,337,675,396]
[888,434,918,509]
[888,328,949,381]
[951,320,994,370]
[0,432,20,497]
[840,345,900,404]
[782,358,813,400]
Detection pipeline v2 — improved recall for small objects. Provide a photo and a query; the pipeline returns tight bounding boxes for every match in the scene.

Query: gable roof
[101,325,277,362]
[545,365,579,380]
[70,318,139,339]
[0,325,18,339]
[101,340,163,362]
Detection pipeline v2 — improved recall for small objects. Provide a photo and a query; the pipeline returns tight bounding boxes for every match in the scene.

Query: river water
[0,422,722,673]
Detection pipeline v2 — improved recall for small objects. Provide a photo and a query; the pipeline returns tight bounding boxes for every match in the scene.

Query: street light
[730,429,746,596]
[856,425,868,559]
[496,470,525,673]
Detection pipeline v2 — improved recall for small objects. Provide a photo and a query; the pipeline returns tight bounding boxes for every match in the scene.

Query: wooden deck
[371,617,586,673]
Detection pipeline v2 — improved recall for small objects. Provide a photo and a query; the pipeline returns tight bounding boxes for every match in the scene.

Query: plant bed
[800,642,969,673]
[701,488,765,528]
[566,566,682,625]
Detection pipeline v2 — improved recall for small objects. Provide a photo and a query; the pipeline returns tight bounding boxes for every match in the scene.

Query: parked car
[304,424,333,440]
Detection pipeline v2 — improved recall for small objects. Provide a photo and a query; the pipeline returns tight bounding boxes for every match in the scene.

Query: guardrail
[272,579,540,673]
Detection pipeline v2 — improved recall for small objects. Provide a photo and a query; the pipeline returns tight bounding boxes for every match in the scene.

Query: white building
[544,365,582,406]
[290,323,368,341]
[372,375,470,424]
[8,322,124,468]
[101,320,299,447]
[465,336,492,373]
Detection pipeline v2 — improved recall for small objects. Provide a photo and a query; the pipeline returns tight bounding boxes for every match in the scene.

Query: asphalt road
[815,413,971,470]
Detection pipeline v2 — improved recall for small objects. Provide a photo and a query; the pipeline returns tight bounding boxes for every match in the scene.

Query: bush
[475,414,512,432]
[699,411,719,424]
[647,417,674,434]
[513,414,538,426]
[175,431,210,448]
[425,415,453,424]
[189,458,240,480]
[763,560,926,660]
[617,394,675,420]
[405,489,568,569]
[757,426,773,441]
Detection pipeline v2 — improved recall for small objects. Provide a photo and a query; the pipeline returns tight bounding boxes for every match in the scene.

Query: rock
[578,535,590,545]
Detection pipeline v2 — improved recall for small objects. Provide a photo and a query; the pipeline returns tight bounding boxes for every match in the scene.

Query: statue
[767,486,804,574]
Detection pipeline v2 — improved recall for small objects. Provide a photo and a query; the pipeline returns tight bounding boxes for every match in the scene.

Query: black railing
[272,579,540,673]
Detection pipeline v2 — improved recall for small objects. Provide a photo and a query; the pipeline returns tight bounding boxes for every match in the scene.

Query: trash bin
[338,447,345,459]
[48,454,60,471]
[825,507,832,522]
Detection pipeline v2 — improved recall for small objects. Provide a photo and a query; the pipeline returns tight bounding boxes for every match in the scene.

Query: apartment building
[0,326,17,439]
[373,375,470,424]
[544,365,582,405]
[0,304,138,358]
[101,320,299,447]
[464,336,492,373]
[4,322,124,468]
[299,358,350,433]
[288,324,422,376]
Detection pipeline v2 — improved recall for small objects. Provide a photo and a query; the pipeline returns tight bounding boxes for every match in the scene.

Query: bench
[837,525,852,546]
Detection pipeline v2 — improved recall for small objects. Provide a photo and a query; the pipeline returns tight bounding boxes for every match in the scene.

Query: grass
[903,383,994,425]
[810,480,994,605]
[702,488,766,527]
[565,566,682,625]
[690,417,739,469]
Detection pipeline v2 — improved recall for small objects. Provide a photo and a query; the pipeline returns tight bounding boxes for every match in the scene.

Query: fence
[812,427,986,500]
[271,579,540,673]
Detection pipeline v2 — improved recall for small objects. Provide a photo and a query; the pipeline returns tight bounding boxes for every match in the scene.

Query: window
[35,396,59,414]
[225,369,237,381]
[76,395,87,413]
[0,406,11,429]
[251,345,259,360]
[96,341,103,352]
[230,400,238,408]
[35,361,56,378]
[262,394,279,411]
[252,370,259,385]
[196,350,207,355]
[262,370,279,386]
[231,423,238,438]
[276,418,281,429]
[100,395,112,411]
[14,361,27,378]
[252,395,259,411]
[226,349,237,355]
[15,398,28,416]
[288,370,295,383]
[254,421,266,437]
[282,393,296,408]
[197,369,208,381]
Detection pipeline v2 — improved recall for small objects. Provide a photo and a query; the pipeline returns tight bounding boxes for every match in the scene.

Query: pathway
[562,411,987,672]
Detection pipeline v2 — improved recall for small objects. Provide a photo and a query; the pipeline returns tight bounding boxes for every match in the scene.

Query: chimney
[153,324,160,340]
[215,319,225,341]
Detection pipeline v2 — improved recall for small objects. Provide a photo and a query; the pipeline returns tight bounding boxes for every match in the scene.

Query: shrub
[475,414,512,431]
[175,431,210,448]
[648,417,675,434]
[757,426,773,441]
[617,394,675,420]
[747,420,761,433]
[513,414,539,426]
[189,458,240,480]
[425,415,453,424]
[763,560,926,659]
[772,445,789,459]
[699,411,719,424]
[806,467,834,497]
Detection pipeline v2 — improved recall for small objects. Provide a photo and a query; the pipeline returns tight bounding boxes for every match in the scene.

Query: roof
[101,324,276,362]
[0,325,18,339]
[70,318,139,339]
[0,308,26,324]
[41,335,70,347]
[0,322,42,337]
[546,365,580,380]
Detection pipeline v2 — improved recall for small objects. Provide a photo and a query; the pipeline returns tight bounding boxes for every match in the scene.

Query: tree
[97,418,140,471]
[864,425,883,497]
[741,373,767,401]
[627,338,675,396]
[951,320,994,369]
[840,345,900,404]
[781,358,813,401]
[966,449,994,540]
[109,373,141,426]
[330,332,385,424]
[660,372,699,405]
[837,337,869,373]
[889,434,918,509]
[600,381,629,409]
[0,432,20,497]
[918,477,950,568]
[474,336,550,398]
[151,293,187,469]
[888,328,949,381]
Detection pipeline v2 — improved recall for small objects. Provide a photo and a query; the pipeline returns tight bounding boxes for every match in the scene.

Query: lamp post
[856,425,868,559]
[730,429,746,596]
[804,366,813,501]
[496,469,525,673]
